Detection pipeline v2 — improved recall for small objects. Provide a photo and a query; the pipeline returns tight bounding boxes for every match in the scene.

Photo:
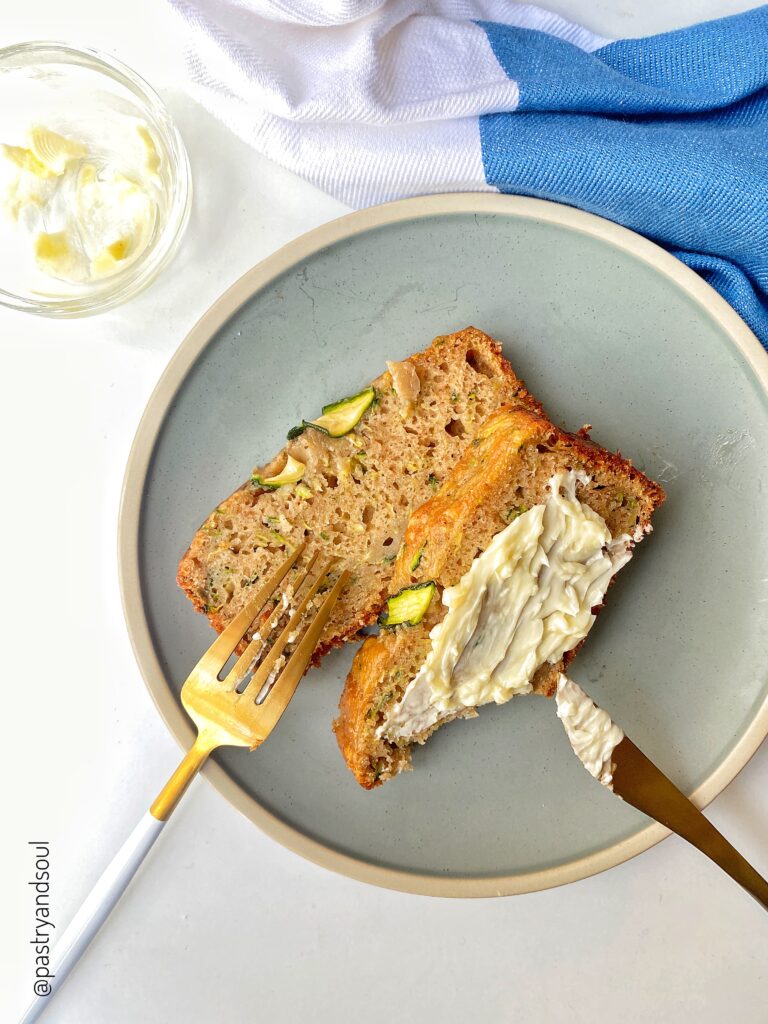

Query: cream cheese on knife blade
[555,675,624,789]
[379,470,632,741]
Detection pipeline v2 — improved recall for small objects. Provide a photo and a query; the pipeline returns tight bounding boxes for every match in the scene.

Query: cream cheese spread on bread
[380,471,632,741]
[555,675,624,788]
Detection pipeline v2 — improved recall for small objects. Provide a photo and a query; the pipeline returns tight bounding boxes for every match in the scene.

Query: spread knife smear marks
[381,471,632,741]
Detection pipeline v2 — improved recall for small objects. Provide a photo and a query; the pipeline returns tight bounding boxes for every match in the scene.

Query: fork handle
[19,811,166,1024]
[19,735,217,1024]
[151,733,216,820]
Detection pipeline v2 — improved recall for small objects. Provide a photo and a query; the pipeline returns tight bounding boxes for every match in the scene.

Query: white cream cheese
[1,122,161,283]
[555,675,624,788]
[380,471,632,741]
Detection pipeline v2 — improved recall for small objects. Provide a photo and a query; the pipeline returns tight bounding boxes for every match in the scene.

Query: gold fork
[22,545,348,1024]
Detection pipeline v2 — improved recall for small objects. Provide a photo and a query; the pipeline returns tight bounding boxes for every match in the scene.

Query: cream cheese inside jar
[0,43,191,316]
[1,121,162,283]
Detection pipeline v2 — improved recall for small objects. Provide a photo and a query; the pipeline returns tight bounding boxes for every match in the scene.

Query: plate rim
[119,192,768,898]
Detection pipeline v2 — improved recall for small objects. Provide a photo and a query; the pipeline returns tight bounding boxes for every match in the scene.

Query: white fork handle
[20,811,165,1024]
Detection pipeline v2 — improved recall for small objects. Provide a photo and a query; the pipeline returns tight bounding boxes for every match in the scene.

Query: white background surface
[3,2,767,1022]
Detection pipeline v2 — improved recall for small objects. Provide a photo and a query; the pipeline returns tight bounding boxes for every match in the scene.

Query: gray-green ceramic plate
[119,195,768,897]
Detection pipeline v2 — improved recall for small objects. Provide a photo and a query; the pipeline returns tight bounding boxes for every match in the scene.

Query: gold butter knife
[555,675,768,911]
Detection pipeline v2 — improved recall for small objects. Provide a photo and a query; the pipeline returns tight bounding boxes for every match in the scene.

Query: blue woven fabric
[479,7,768,345]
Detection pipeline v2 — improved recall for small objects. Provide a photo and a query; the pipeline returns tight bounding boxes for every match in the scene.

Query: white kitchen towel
[167,0,606,206]
[168,0,768,344]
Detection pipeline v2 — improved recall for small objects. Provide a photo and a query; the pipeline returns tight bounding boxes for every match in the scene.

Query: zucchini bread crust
[334,404,665,788]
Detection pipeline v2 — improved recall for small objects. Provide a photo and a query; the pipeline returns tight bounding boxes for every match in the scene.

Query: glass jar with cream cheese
[0,43,191,317]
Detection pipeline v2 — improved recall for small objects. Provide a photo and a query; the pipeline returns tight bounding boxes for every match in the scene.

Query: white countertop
[3,2,767,1021]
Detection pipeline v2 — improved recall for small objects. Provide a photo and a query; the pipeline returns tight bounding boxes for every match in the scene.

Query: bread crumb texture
[177,328,541,659]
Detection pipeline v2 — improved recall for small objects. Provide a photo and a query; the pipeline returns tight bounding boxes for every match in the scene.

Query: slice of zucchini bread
[334,404,665,788]
[177,328,542,660]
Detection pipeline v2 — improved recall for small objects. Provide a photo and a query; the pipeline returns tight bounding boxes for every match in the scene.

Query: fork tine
[224,551,322,692]
[193,543,305,680]
[249,570,350,740]
[225,556,336,693]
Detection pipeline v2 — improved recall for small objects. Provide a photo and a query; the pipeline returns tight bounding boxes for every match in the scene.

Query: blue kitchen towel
[170,1,768,345]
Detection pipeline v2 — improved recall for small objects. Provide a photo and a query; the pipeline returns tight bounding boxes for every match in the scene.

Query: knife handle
[612,737,768,911]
